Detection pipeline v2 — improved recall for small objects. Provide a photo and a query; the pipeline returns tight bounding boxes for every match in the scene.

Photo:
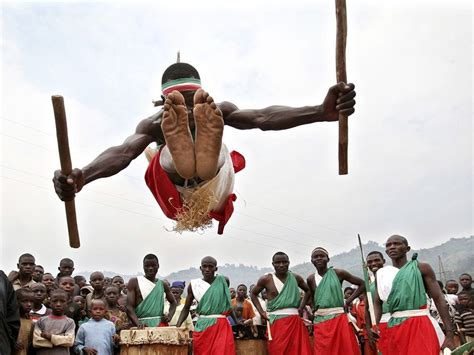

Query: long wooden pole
[336,0,348,175]
[52,95,80,248]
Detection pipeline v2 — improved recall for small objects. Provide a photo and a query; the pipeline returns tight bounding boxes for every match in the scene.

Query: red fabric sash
[313,313,360,355]
[383,316,440,355]
[193,317,235,355]
[378,322,388,355]
[144,147,245,234]
[268,315,312,355]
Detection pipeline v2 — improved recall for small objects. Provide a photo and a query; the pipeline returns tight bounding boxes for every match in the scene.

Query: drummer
[127,254,177,327]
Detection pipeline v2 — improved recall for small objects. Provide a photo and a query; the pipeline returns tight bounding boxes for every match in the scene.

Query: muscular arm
[306,274,316,310]
[126,278,141,327]
[220,82,355,131]
[53,114,162,201]
[419,262,455,349]
[335,269,365,306]
[176,284,194,327]
[294,274,311,312]
[82,116,160,185]
[250,276,268,320]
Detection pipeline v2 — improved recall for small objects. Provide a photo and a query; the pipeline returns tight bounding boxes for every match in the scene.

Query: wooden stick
[336,0,348,175]
[266,315,272,341]
[52,95,80,248]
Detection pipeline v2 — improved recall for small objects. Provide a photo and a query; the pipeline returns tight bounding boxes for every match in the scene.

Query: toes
[194,89,208,105]
[206,95,214,104]
[169,90,185,105]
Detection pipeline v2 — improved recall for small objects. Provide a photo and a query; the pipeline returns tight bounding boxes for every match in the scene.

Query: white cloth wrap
[267,308,299,316]
[380,312,391,323]
[176,144,235,212]
[198,314,226,319]
[314,307,345,317]
[137,276,156,300]
[376,265,400,302]
[190,278,211,304]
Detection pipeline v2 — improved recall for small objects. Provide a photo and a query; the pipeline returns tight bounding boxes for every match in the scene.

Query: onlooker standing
[0,270,20,355]
[14,288,34,355]
[9,254,36,291]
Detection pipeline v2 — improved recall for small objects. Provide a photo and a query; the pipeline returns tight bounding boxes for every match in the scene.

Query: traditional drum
[120,326,191,355]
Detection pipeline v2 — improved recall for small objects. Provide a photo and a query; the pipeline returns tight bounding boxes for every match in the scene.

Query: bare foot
[162,90,195,179]
[193,89,224,180]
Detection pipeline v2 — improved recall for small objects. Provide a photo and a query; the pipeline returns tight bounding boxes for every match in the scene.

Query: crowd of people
[1,234,473,355]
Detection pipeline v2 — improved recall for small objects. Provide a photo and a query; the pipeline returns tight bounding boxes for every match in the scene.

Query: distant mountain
[78,236,473,288]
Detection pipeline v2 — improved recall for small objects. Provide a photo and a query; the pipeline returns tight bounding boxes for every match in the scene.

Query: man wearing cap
[307,246,364,354]
[251,252,312,355]
[372,235,455,354]
[53,61,356,234]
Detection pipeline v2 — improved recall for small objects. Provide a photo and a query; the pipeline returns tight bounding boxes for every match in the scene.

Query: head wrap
[171,281,186,289]
[161,77,201,96]
[311,247,329,257]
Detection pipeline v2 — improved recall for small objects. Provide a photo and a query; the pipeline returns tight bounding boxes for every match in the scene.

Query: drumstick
[52,95,80,248]
[266,312,272,341]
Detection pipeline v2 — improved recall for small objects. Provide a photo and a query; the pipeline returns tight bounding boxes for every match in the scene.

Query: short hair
[458,290,473,298]
[90,298,106,307]
[74,275,86,283]
[143,254,159,263]
[237,284,247,290]
[59,258,74,266]
[15,288,33,300]
[162,63,200,84]
[35,265,44,270]
[50,289,68,299]
[344,287,354,294]
[445,279,458,285]
[112,275,124,281]
[367,251,384,259]
[388,235,408,246]
[58,275,74,284]
[105,285,120,293]
[272,252,289,261]
[460,273,472,280]
[201,256,217,266]
[18,253,35,263]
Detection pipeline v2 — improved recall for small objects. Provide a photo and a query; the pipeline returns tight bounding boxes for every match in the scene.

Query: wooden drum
[120,326,191,355]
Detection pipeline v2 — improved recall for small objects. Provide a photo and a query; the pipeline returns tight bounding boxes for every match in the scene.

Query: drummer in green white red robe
[364,251,390,355]
[306,247,364,355]
[250,252,312,355]
[176,256,237,355]
[372,235,455,354]
[126,254,177,327]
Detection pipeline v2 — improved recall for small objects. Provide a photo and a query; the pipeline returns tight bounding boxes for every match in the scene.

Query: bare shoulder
[293,273,305,282]
[306,272,315,283]
[127,277,139,288]
[417,262,434,275]
[218,101,239,119]
[135,110,164,138]
[257,273,272,285]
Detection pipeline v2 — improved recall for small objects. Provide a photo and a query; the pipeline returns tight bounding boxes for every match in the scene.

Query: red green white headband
[162,78,201,96]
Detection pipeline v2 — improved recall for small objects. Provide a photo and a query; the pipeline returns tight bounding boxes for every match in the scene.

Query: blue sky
[1,0,472,276]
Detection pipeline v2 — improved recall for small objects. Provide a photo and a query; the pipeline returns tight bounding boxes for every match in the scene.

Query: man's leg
[162,90,195,179]
[193,89,224,180]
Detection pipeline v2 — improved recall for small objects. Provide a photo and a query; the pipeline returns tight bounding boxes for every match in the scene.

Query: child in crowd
[30,283,52,322]
[86,272,106,313]
[104,286,129,333]
[41,273,56,307]
[455,291,474,343]
[75,299,118,355]
[111,276,128,306]
[33,289,75,355]
[58,276,82,330]
[73,295,89,326]
[74,275,87,290]
[14,288,34,355]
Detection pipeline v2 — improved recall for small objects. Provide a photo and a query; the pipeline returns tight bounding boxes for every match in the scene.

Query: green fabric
[195,275,232,332]
[266,272,301,324]
[451,341,474,355]
[387,254,427,328]
[370,282,390,314]
[135,279,165,327]
[313,268,344,324]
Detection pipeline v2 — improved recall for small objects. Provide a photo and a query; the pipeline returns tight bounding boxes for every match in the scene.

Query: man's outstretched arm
[221,82,355,130]
[53,115,161,201]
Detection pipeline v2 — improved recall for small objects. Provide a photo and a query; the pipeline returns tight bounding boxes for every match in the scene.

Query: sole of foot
[161,90,195,179]
[193,89,224,181]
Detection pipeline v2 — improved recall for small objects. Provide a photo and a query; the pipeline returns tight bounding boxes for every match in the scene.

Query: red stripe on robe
[313,313,360,355]
[384,316,440,355]
[268,315,312,355]
[193,318,235,355]
[144,147,245,234]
